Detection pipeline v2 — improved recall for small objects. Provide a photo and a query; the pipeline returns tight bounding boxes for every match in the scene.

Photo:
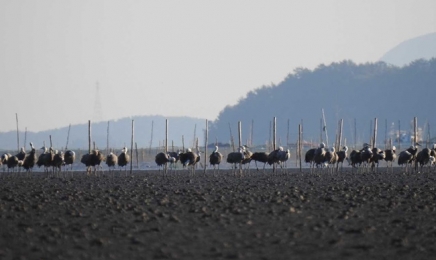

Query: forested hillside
[209,59,436,147]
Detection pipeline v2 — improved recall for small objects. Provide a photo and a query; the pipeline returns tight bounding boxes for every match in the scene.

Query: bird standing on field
[118,147,131,176]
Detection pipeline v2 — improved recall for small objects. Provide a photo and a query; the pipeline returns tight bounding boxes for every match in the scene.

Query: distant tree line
[209,59,436,149]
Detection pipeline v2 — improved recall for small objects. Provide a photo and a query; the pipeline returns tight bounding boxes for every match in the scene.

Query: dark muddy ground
[1,168,436,260]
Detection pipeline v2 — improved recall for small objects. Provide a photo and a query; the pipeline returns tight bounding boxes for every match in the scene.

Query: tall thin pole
[273,117,276,150]
[165,119,168,175]
[16,113,19,152]
[238,121,242,175]
[229,123,235,152]
[320,118,323,144]
[66,124,71,151]
[269,121,272,151]
[354,118,357,149]
[373,118,378,148]
[106,121,109,155]
[321,109,329,148]
[334,120,338,150]
[135,142,139,169]
[182,135,185,151]
[88,120,92,153]
[24,127,27,150]
[273,117,276,172]
[250,119,254,147]
[384,119,388,149]
[130,119,134,175]
[414,117,418,145]
[204,119,208,175]
[165,119,168,153]
[248,121,252,147]
[398,120,401,150]
[287,119,290,148]
[149,120,154,155]
[193,124,197,149]
[336,119,343,172]
[238,121,242,148]
[299,123,302,172]
[338,119,343,150]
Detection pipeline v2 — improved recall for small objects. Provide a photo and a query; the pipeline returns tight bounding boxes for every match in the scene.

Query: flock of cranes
[0,143,76,177]
[1,140,435,178]
[0,144,131,177]
[304,141,436,173]
[153,145,291,176]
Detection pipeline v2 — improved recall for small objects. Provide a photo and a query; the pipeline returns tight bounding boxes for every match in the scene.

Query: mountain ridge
[0,115,206,151]
[380,32,436,66]
[209,59,436,148]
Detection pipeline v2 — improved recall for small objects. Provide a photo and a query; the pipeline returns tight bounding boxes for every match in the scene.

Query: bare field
[1,169,436,259]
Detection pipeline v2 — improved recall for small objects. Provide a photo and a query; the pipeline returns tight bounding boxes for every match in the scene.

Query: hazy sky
[1,0,435,133]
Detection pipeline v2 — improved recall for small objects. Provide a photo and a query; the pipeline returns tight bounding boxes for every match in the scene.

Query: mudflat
[1,169,435,259]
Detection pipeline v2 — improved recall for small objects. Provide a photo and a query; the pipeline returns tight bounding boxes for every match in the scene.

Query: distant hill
[380,32,436,66]
[209,59,436,148]
[0,115,206,151]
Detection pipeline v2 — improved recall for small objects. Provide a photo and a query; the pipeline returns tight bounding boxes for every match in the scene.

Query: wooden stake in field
[384,119,388,149]
[338,119,343,150]
[135,142,139,169]
[193,124,197,149]
[88,120,92,154]
[320,118,323,145]
[204,119,208,175]
[24,127,27,150]
[238,121,242,175]
[321,109,329,148]
[228,123,235,152]
[269,120,272,151]
[299,123,302,172]
[287,119,290,148]
[273,117,276,173]
[16,113,20,153]
[164,119,168,176]
[296,119,303,168]
[182,135,185,151]
[398,120,401,150]
[336,119,343,172]
[354,118,357,149]
[273,117,276,151]
[250,119,254,147]
[238,121,242,148]
[130,119,134,175]
[66,124,71,151]
[414,117,418,145]
[373,118,378,148]
[149,120,154,155]
[106,121,110,155]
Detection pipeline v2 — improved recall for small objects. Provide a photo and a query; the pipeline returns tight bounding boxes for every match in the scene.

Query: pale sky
[0,0,435,132]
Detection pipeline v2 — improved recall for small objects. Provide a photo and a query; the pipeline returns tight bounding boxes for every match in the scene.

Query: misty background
[0,1,436,150]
